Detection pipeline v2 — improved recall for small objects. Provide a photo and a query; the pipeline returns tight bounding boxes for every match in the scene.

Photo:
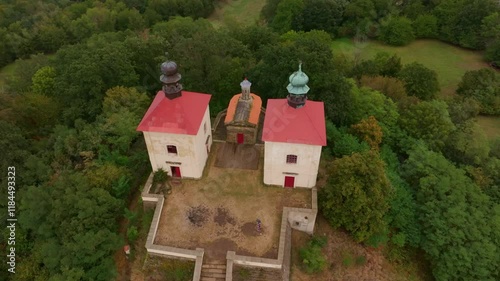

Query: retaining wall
[141,173,204,281]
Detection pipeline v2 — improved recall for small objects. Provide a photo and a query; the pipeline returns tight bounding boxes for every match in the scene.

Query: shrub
[380,16,415,46]
[127,226,138,243]
[153,168,168,185]
[299,236,327,273]
[355,255,367,266]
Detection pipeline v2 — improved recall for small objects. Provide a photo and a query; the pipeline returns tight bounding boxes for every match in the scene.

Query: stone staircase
[200,260,226,281]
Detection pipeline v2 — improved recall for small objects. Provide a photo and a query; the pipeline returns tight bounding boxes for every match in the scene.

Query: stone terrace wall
[225,188,317,281]
[142,173,205,281]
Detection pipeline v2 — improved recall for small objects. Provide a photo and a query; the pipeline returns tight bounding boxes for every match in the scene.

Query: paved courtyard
[154,142,311,261]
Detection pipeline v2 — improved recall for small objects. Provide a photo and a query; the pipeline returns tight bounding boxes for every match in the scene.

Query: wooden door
[237,133,244,144]
[284,176,295,188]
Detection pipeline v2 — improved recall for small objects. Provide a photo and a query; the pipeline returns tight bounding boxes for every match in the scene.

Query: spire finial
[298,60,302,72]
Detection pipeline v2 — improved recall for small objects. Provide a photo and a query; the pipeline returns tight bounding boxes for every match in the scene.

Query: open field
[154,143,311,261]
[332,38,488,96]
[478,115,500,140]
[208,0,266,28]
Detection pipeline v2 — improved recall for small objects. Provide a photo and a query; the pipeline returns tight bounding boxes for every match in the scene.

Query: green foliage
[365,227,389,248]
[355,255,367,266]
[238,267,251,278]
[399,62,440,100]
[31,66,56,95]
[5,54,50,94]
[18,172,122,281]
[320,150,392,242]
[349,84,400,146]
[299,236,327,273]
[153,168,168,185]
[352,52,402,79]
[341,252,353,267]
[52,35,139,121]
[380,146,421,248]
[413,14,438,39]
[161,259,195,281]
[360,76,407,103]
[127,226,139,243]
[270,0,304,33]
[433,0,498,50]
[456,68,500,115]
[444,120,490,166]
[380,16,415,46]
[399,100,455,151]
[402,143,500,281]
[326,123,370,157]
[261,0,282,23]
[446,97,481,125]
[485,40,500,65]
[9,92,60,136]
[294,0,345,35]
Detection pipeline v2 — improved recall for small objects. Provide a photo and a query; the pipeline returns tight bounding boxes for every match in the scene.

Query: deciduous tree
[399,100,455,150]
[402,143,499,281]
[456,68,500,115]
[379,16,415,46]
[399,62,439,100]
[320,150,392,242]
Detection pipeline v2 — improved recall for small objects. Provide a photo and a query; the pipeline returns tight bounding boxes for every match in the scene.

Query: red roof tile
[262,99,326,146]
[136,91,211,135]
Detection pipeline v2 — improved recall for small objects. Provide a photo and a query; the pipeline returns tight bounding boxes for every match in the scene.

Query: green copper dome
[287,63,310,95]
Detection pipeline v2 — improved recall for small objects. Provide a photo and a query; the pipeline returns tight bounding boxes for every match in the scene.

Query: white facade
[143,107,212,179]
[263,141,322,188]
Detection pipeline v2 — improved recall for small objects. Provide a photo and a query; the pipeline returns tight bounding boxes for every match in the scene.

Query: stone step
[203,260,226,265]
[202,264,226,269]
[203,268,225,273]
[200,277,225,280]
[201,272,226,279]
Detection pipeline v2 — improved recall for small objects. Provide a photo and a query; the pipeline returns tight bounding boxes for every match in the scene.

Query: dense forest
[0,0,499,281]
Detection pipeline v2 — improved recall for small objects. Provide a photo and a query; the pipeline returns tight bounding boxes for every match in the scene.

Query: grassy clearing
[477,115,500,140]
[208,0,266,28]
[331,38,488,96]
[0,61,18,90]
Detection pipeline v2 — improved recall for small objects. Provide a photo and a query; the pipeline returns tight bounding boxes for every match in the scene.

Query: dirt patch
[241,222,258,237]
[214,142,260,170]
[187,205,210,227]
[214,206,236,226]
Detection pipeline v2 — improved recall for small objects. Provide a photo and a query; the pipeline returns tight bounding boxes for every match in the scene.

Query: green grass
[0,60,18,90]
[208,0,267,28]
[477,115,500,140]
[331,38,488,96]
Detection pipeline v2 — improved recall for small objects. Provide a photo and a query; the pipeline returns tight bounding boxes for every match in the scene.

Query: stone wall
[226,124,258,144]
[141,173,205,281]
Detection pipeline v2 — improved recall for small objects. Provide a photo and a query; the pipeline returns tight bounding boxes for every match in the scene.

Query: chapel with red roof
[262,63,326,188]
[137,61,212,179]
